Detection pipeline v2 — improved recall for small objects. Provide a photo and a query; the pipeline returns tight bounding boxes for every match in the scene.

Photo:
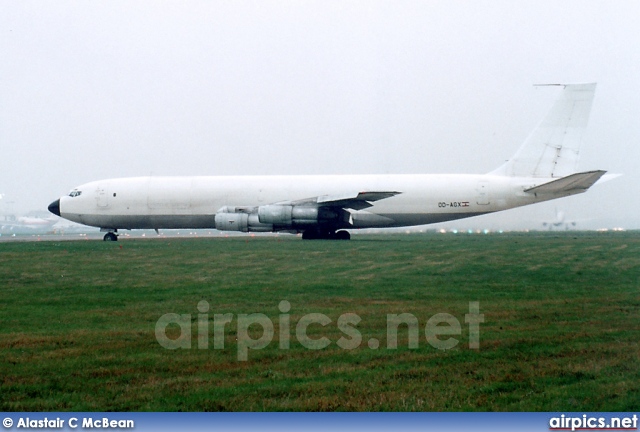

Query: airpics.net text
[155,301,484,361]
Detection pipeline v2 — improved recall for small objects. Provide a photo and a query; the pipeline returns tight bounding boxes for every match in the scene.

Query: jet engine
[214,208,272,232]
[257,205,318,226]
[215,205,344,233]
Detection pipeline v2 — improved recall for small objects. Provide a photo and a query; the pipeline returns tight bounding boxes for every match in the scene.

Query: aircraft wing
[290,191,402,210]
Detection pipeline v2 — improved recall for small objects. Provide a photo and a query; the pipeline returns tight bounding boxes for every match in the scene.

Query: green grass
[0,232,638,411]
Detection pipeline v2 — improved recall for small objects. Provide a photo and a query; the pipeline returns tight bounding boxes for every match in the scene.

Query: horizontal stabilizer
[524,170,606,194]
[596,173,623,184]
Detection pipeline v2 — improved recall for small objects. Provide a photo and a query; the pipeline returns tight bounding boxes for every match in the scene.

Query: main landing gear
[302,229,351,240]
[102,230,118,241]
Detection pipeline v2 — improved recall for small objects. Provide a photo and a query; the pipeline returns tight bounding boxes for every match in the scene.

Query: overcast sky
[1,1,638,229]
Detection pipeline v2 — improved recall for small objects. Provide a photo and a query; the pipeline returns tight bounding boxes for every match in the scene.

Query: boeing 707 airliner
[48,83,612,240]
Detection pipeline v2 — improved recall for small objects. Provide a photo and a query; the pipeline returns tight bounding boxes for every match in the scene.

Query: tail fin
[491,83,597,178]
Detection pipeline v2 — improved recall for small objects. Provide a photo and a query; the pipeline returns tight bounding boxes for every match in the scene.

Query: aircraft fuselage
[55,174,559,231]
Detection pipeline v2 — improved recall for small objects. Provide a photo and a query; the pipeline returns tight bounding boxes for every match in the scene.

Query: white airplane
[0,214,59,233]
[1,195,59,233]
[543,208,578,230]
[48,83,614,241]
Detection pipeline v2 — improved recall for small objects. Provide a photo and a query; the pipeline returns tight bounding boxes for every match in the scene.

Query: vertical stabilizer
[491,83,596,178]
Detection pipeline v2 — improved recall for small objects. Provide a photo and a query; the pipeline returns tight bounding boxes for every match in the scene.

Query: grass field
[1,232,638,411]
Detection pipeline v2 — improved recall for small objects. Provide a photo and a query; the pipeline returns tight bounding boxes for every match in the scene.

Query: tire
[334,230,351,240]
[103,232,118,241]
[302,230,319,240]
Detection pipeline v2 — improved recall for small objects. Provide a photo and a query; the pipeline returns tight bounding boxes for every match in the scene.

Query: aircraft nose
[48,199,61,216]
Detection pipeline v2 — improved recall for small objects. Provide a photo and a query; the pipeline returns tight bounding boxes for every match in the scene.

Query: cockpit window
[68,190,82,198]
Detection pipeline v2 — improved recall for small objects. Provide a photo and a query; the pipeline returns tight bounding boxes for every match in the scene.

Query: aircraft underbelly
[375,212,491,227]
[74,214,216,230]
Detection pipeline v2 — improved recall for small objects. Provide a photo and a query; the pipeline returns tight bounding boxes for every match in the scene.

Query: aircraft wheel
[302,229,350,240]
[302,230,319,240]
[334,230,351,240]
[103,232,118,241]
[302,229,332,240]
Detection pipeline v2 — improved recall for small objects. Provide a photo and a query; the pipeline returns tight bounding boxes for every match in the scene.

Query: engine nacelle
[214,210,273,232]
[258,205,318,226]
